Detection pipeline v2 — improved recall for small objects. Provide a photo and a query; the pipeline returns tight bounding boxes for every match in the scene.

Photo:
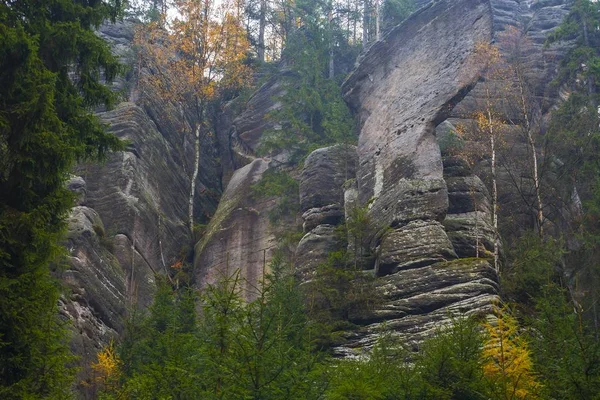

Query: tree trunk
[488,109,499,275]
[582,18,596,103]
[518,78,544,237]
[375,0,380,41]
[258,0,266,63]
[362,0,369,48]
[328,3,335,79]
[189,123,201,234]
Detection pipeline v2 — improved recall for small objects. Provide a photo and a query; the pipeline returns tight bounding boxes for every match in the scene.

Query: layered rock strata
[296,145,358,282]
[62,21,221,396]
[312,0,501,355]
[292,0,572,355]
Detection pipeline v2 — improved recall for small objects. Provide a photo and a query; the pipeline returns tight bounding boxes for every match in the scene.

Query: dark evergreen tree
[546,0,600,329]
[0,0,123,396]
[257,0,356,161]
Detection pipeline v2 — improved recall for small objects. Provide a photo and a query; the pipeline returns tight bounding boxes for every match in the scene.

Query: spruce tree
[0,0,123,397]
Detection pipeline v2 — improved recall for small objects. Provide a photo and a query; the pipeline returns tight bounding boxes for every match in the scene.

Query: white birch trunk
[375,0,380,41]
[362,0,369,48]
[189,124,201,234]
[488,109,499,275]
[518,80,544,237]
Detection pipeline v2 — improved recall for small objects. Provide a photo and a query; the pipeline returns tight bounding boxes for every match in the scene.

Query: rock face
[63,2,573,391]
[194,71,293,300]
[292,0,572,355]
[336,0,499,353]
[193,159,277,300]
[61,21,221,397]
[296,145,358,281]
[343,0,492,272]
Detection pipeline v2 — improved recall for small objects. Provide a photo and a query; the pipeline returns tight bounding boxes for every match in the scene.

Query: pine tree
[0,0,123,397]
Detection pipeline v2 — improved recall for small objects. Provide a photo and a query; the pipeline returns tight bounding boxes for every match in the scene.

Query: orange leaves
[474,41,501,71]
[482,309,542,400]
[134,0,253,119]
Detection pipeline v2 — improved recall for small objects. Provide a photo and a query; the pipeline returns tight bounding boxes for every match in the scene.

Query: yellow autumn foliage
[91,341,121,391]
[482,308,542,400]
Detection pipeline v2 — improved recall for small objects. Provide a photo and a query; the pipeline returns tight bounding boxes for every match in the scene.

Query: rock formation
[294,0,571,355]
[60,0,574,392]
[61,21,221,395]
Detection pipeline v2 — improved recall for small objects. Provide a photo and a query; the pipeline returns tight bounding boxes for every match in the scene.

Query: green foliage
[305,203,378,347]
[438,128,465,156]
[501,230,600,399]
[113,259,327,400]
[545,0,600,332]
[113,280,203,399]
[502,233,564,311]
[257,5,356,162]
[326,335,416,400]
[326,317,487,400]
[251,169,300,223]
[547,0,600,95]
[382,0,417,31]
[528,283,600,400]
[0,0,123,396]
[418,317,487,400]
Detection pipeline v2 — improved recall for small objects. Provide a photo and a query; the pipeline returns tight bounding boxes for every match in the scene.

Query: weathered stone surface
[197,68,307,300]
[343,0,492,210]
[328,0,501,356]
[63,21,222,397]
[299,145,358,234]
[442,156,473,178]
[444,212,496,258]
[295,225,345,282]
[366,178,449,242]
[302,205,345,232]
[214,71,292,185]
[377,220,457,276]
[194,159,277,300]
[61,206,127,394]
[335,258,499,355]
[446,176,491,215]
[67,176,87,204]
[341,0,493,288]
[300,145,358,213]
[230,71,293,157]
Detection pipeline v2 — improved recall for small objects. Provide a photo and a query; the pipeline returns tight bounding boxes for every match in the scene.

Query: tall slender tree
[135,0,252,233]
[0,0,123,396]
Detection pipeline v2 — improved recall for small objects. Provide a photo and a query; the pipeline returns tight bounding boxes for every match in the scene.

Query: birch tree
[135,0,252,233]
[499,27,545,238]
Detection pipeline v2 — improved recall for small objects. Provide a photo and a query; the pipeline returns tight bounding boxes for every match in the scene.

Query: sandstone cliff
[61,21,222,395]
[62,0,573,391]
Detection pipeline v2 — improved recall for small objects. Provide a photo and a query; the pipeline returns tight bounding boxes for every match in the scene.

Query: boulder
[377,220,457,275]
[295,225,345,282]
[300,145,358,213]
[335,258,499,355]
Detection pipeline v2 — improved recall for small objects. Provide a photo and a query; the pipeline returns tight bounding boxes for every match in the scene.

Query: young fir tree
[0,0,123,397]
[107,279,204,399]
